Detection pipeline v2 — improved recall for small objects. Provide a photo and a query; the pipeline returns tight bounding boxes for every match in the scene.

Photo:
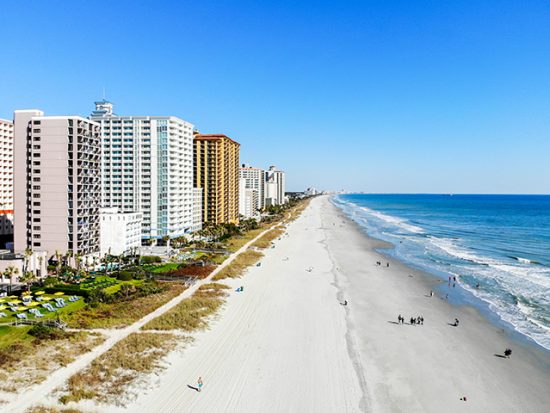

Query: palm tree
[3,266,20,294]
[23,247,32,274]
[20,271,37,289]
[54,250,62,274]
[37,255,44,278]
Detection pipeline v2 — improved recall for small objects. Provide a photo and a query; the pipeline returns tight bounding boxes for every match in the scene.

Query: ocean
[333,194,550,351]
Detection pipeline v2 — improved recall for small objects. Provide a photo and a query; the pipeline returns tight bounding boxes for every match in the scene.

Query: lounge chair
[0,312,6,318]
[15,313,27,319]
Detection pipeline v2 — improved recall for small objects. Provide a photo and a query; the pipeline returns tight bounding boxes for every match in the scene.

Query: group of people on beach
[376,261,390,267]
[397,314,424,325]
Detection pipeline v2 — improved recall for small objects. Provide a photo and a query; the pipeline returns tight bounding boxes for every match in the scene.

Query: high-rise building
[265,165,286,206]
[193,134,240,224]
[13,110,101,262]
[90,101,195,242]
[191,188,203,232]
[0,119,14,244]
[239,177,259,219]
[239,164,265,210]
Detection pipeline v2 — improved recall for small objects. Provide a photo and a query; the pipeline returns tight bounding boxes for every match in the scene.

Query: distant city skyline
[1,1,550,194]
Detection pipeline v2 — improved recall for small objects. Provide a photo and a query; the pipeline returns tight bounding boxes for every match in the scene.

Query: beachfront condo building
[90,101,195,243]
[239,164,265,210]
[239,178,259,219]
[265,165,286,206]
[0,119,14,245]
[13,110,101,264]
[193,133,240,224]
[100,208,143,256]
[192,188,203,232]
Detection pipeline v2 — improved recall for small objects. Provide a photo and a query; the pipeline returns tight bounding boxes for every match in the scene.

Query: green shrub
[141,256,162,264]
[44,276,58,287]
[45,285,89,297]
[117,271,133,281]
[28,325,68,340]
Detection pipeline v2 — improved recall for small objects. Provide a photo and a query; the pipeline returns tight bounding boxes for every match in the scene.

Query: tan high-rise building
[193,134,240,224]
[13,110,101,263]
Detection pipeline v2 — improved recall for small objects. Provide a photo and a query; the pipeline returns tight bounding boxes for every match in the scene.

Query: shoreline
[324,196,550,412]
[329,196,550,357]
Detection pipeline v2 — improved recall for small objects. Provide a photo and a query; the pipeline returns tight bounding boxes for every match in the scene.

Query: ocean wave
[427,236,499,266]
[510,256,541,265]
[359,207,425,234]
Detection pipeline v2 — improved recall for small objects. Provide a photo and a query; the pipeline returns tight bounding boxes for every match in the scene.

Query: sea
[333,194,550,351]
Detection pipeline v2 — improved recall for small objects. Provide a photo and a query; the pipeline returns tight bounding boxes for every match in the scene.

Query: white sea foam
[359,207,425,234]
[515,257,532,264]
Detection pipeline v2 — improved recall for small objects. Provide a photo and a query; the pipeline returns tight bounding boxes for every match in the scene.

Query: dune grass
[212,249,264,281]
[59,332,180,405]
[0,329,104,393]
[252,227,285,249]
[224,226,266,252]
[142,283,230,331]
[64,283,186,329]
[26,406,85,413]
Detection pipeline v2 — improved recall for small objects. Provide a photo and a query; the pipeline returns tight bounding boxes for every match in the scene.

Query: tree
[3,266,20,294]
[37,255,44,278]
[23,247,32,274]
[20,271,37,289]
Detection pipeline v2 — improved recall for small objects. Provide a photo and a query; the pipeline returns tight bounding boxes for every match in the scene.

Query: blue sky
[1,0,549,193]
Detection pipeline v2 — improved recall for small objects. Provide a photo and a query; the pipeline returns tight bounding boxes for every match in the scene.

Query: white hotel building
[239,164,265,210]
[100,208,142,256]
[90,101,194,243]
[0,119,14,242]
[265,165,286,206]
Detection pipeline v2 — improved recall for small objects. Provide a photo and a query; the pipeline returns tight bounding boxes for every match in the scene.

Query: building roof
[194,133,240,146]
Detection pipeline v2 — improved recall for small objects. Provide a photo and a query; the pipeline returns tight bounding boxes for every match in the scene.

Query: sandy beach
[93,196,550,412]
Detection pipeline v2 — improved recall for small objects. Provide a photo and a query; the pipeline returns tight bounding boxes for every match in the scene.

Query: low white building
[100,208,142,256]
[192,188,203,232]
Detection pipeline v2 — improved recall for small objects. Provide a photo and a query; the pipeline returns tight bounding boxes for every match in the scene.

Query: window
[33,153,40,158]
[33,169,40,174]
[33,226,41,230]
[33,129,41,133]
[33,242,41,247]
[33,136,41,142]
[33,161,41,166]
[33,218,40,222]
[33,145,40,150]
[33,202,40,206]
[33,120,41,125]
[33,185,40,190]
[33,194,40,198]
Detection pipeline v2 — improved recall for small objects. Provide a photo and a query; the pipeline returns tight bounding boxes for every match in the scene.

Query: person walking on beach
[430,290,434,297]
[386,262,390,267]
[454,318,459,327]
[420,316,424,325]
[504,348,512,358]
[197,376,203,392]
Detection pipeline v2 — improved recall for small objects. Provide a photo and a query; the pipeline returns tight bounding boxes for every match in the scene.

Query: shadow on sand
[187,385,199,392]
[494,354,507,359]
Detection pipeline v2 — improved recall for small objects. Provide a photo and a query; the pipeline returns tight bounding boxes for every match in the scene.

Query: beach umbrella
[10,300,21,304]
[8,295,17,298]
[54,292,64,296]
[43,297,53,301]
[0,305,6,310]
[35,291,45,295]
